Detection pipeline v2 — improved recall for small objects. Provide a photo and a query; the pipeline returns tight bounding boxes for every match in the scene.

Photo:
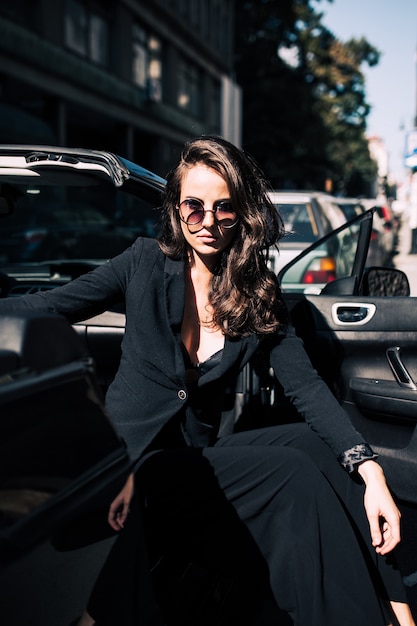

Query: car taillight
[301,257,337,284]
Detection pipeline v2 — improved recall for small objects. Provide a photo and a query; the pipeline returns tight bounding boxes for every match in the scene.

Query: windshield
[0,179,161,265]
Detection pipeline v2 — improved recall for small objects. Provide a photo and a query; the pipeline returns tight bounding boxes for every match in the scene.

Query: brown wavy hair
[158,135,287,337]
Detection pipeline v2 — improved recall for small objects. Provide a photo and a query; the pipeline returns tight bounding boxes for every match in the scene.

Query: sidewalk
[393,221,417,296]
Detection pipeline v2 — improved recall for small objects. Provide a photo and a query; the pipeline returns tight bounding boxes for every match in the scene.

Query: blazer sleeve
[269,325,372,464]
[0,238,147,323]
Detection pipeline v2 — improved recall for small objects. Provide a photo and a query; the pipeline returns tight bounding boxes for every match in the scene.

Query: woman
[0,136,414,625]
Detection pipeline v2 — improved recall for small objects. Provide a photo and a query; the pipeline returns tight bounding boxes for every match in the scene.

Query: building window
[219,3,231,57]
[65,0,87,56]
[209,79,221,130]
[177,57,202,118]
[200,0,209,40]
[132,26,163,102]
[132,25,147,88]
[65,0,109,66]
[89,12,108,64]
[211,1,220,50]
[190,1,200,28]
[178,0,189,17]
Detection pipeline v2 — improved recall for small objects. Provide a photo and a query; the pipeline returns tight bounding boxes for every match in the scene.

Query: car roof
[268,190,335,203]
[333,197,363,204]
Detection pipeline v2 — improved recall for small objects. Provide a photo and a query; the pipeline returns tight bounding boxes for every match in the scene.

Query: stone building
[0,0,240,175]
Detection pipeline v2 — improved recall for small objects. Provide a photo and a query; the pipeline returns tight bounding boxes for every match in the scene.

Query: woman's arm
[0,239,145,322]
[269,327,402,553]
[269,326,367,458]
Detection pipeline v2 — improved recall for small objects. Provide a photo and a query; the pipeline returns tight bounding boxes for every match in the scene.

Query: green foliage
[235,0,379,195]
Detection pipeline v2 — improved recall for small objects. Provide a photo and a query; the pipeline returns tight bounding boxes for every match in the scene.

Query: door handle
[386,346,417,390]
[331,302,376,326]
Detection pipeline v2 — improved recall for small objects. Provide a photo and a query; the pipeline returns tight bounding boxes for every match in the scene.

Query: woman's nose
[201,208,216,227]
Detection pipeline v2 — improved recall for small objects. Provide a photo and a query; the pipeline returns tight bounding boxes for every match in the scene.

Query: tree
[314,35,380,195]
[234,0,379,195]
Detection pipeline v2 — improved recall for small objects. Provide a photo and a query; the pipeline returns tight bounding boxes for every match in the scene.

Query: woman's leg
[137,445,389,626]
[85,485,166,626]
[390,601,416,626]
[217,424,414,624]
[75,612,95,626]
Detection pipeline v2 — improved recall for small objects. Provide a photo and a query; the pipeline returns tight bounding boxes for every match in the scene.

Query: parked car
[267,190,347,275]
[0,146,166,626]
[333,197,395,267]
[1,146,416,625]
[277,214,362,294]
[360,197,399,262]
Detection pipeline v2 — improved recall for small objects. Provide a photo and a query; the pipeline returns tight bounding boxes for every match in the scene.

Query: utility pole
[409,41,417,252]
[415,42,417,128]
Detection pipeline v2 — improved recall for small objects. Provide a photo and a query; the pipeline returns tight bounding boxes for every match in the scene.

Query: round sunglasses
[177,198,238,228]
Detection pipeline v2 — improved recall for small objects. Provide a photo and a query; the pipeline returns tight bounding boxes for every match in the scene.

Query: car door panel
[74,309,125,390]
[0,313,130,563]
[283,293,417,503]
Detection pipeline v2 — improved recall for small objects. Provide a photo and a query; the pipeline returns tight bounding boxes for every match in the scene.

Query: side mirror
[360,267,410,297]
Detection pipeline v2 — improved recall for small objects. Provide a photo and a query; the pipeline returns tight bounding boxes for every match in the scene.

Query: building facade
[0,0,240,175]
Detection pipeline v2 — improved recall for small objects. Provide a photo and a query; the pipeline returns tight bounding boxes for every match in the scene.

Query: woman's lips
[198,233,217,243]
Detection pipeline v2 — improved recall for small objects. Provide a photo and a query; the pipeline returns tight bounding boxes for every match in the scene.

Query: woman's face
[178,164,238,265]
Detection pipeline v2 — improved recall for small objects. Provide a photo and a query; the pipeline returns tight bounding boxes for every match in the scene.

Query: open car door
[278,209,417,504]
[0,312,130,562]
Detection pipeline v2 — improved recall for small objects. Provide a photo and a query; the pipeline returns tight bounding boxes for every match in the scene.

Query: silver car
[267,190,347,279]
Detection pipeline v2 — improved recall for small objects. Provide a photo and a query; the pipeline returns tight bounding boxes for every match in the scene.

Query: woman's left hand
[357,460,401,555]
[108,472,135,532]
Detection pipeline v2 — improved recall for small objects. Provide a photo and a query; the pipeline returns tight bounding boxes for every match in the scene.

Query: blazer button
[177,389,187,401]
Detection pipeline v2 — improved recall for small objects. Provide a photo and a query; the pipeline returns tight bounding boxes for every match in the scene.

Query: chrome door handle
[331,302,376,326]
[386,346,417,390]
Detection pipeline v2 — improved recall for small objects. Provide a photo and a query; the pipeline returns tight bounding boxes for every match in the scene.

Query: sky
[320,0,417,182]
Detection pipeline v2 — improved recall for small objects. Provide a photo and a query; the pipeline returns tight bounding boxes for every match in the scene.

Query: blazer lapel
[164,255,185,333]
[163,255,260,382]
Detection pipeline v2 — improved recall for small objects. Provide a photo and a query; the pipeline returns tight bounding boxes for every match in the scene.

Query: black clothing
[0,237,405,624]
[0,237,372,465]
[88,425,403,626]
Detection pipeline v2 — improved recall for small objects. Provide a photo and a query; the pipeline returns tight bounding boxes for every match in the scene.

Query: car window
[278,217,361,294]
[335,201,364,221]
[0,180,161,264]
[275,202,318,242]
[317,196,347,230]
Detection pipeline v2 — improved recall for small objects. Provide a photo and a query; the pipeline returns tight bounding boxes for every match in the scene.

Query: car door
[0,312,130,563]
[278,209,417,504]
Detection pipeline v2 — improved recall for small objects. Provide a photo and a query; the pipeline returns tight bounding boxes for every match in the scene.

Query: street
[0,536,115,626]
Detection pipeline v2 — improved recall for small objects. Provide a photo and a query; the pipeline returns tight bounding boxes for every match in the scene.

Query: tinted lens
[214,201,237,226]
[180,199,204,225]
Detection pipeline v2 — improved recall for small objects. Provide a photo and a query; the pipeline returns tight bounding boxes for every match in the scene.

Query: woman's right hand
[357,460,401,555]
[108,472,135,531]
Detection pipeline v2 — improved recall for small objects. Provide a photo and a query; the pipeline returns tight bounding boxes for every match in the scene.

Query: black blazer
[0,238,366,464]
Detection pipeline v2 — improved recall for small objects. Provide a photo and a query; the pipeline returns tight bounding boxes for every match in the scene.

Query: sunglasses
[177,198,238,229]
